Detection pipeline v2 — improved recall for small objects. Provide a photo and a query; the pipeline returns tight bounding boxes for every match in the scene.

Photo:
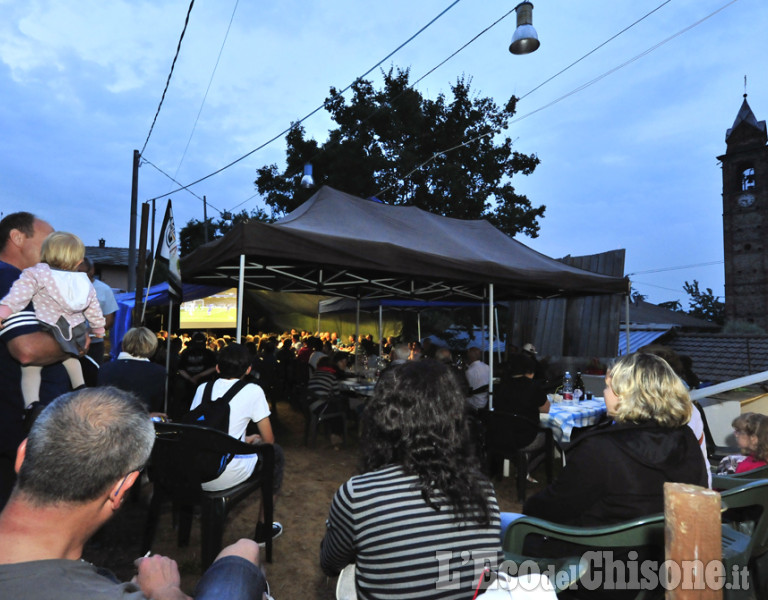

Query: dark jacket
[524,421,707,526]
[97,359,167,413]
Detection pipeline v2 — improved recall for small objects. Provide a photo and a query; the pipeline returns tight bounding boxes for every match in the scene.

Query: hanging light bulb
[300,163,315,188]
[509,2,540,55]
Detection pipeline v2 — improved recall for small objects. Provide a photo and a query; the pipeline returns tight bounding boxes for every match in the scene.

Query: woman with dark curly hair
[320,359,502,600]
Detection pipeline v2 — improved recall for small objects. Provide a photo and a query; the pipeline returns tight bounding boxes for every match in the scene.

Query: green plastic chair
[503,513,665,599]
[713,467,768,490]
[503,509,754,599]
[720,478,768,596]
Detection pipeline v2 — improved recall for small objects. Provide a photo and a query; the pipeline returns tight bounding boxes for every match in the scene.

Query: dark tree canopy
[179,208,272,256]
[682,280,725,325]
[654,280,725,325]
[255,68,544,237]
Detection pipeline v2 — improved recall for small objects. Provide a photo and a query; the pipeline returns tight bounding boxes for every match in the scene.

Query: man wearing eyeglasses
[0,387,270,600]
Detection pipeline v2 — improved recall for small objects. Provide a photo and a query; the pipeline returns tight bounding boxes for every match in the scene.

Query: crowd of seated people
[2,289,740,599]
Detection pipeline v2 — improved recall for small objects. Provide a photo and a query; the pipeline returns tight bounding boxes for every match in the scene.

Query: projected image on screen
[180,288,238,329]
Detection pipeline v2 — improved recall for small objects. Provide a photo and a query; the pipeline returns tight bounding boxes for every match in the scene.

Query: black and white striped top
[320,464,502,600]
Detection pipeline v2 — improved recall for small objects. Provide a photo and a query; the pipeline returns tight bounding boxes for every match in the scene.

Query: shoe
[255,521,283,543]
[526,474,539,484]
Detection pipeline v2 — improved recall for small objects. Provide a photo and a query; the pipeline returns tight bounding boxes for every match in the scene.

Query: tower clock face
[738,193,755,208]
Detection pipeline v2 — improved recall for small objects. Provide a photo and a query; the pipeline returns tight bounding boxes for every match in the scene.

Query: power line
[631,281,687,294]
[225,4,517,214]
[140,0,196,157]
[517,0,672,102]
[144,0,464,202]
[376,0,739,196]
[509,0,739,127]
[627,260,724,277]
[142,156,224,215]
[174,0,240,179]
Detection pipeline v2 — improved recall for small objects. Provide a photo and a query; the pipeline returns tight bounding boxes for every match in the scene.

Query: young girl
[717,412,768,474]
[0,231,105,406]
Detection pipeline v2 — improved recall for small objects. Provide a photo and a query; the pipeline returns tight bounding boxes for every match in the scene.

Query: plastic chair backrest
[712,466,768,490]
[720,478,768,560]
[503,513,666,556]
[151,421,262,497]
[479,410,540,453]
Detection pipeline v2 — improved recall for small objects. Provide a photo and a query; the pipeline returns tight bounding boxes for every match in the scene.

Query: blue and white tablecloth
[540,398,607,443]
[339,379,376,397]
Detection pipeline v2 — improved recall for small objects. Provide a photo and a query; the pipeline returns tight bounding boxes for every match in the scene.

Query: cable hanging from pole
[140,0,196,157]
[144,0,464,202]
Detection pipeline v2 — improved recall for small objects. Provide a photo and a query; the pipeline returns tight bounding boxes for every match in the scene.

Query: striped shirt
[320,464,502,600]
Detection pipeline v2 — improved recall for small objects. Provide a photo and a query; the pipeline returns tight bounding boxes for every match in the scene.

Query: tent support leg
[236,254,245,341]
[378,305,383,357]
[164,298,173,414]
[488,283,494,411]
[355,297,361,375]
[417,312,421,343]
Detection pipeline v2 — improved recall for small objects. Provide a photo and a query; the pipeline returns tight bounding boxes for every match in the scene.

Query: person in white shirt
[465,346,490,409]
[78,257,117,364]
[189,343,284,542]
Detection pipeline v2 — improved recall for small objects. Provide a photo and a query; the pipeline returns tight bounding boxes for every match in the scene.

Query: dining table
[539,397,607,444]
[338,378,376,397]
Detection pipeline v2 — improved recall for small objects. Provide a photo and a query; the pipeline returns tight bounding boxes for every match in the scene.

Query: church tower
[719,95,768,329]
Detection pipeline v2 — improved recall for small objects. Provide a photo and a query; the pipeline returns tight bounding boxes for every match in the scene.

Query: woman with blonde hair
[97,326,167,414]
[518,353,708,599]
[523,352,707,525]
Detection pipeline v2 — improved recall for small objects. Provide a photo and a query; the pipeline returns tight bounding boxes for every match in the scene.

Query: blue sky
[2,0,767,305]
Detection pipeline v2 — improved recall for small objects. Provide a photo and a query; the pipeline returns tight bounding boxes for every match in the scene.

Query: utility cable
[518,0,672,102]
[140,0,196,157]
[509,0,738,126]
[375,0,739,197]
[142,156,225,215]
[174,0,240,179]
[223,3,517,213]
[145,0,464,202]
[627,260,724,277]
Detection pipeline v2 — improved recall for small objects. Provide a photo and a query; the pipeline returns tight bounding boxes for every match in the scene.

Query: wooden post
[128,149,139,292]
[664,482,722,600]
[133,203,149,326]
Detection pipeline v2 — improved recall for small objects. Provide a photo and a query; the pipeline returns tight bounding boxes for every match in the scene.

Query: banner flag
[157,200,182,299]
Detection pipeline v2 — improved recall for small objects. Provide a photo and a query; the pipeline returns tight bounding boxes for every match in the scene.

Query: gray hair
[391,343,410,362]
[17,387,155,504]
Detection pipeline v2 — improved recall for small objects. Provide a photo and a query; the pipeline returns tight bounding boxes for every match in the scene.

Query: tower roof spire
[726,92,766,143]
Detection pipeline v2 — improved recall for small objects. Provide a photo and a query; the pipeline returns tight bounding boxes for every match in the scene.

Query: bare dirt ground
[84,400,540,599]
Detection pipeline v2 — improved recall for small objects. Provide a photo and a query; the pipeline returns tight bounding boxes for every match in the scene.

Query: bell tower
[719,94,768,329]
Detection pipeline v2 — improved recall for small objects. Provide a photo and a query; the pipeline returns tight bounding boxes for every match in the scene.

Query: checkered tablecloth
[540,398,607,443]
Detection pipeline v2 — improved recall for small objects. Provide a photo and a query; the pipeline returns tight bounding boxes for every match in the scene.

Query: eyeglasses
[733,430,749,437]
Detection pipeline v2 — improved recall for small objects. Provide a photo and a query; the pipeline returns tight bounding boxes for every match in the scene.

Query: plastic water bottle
[562,371,574,402]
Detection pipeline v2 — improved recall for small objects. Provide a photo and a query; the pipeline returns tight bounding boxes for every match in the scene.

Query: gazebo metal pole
[488,283,494,411]
[378,305,383,357]
[481,302,485,350]
[236,254,245,341]
[417,312,421,342]
[355,297,361,375]
[164,298,173,414]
